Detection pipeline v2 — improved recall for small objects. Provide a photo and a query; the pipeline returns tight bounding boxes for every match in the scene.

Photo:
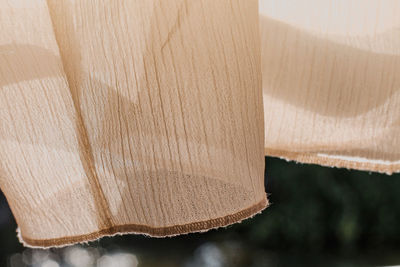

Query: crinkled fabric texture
[0,0,266,248]
[1,0,400,249]
[261,0,400,174]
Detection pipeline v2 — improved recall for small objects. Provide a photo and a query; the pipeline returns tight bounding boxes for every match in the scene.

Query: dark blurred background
[2,157,400,267]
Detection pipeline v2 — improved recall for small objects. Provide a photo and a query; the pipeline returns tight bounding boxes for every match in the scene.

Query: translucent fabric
[261,0,400,174]
[0,0,266,247]
[1,0,399,248]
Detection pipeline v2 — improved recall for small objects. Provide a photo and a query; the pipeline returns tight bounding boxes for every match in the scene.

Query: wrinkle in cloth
[0,0,399,248]
[1,0,266,247]
[260,0,400,174]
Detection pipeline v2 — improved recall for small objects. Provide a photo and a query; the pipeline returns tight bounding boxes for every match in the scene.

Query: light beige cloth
[1,0,399,248]
[261,0,400,174]
[1,0,266,247]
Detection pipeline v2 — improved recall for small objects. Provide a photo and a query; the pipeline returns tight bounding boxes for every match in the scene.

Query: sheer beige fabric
[261,0,400,174]
[0,0,266,247]
[2,0,400,249]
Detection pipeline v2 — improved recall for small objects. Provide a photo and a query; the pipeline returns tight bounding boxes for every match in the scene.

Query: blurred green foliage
[234,158,400,251]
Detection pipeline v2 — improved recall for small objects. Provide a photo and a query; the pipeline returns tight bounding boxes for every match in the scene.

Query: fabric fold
[260,0,400,174]
[0,0,266,247]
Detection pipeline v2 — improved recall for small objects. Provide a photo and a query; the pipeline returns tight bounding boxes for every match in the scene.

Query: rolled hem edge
[266,148,400,175]
[18,196,268,248]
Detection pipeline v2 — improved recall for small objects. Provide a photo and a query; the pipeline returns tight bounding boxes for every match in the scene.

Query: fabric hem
[19,196,268,248]
[265,148,400,175]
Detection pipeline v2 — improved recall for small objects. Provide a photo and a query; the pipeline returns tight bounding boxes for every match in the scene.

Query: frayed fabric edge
[18,196,268,249]
[266,148,400,175]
